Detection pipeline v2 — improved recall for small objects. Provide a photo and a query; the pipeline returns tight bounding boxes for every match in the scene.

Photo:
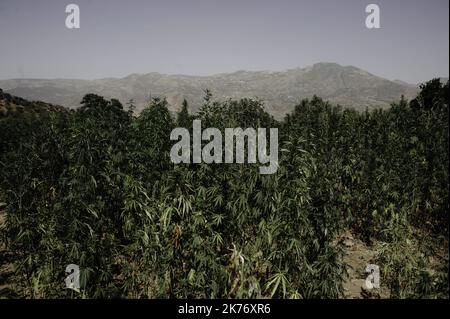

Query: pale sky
[0,0,448,83]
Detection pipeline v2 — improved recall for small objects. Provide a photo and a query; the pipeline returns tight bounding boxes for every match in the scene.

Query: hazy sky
[0,0,448,83]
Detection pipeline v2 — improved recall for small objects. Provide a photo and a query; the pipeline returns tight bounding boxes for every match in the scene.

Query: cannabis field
[0,79,448,298]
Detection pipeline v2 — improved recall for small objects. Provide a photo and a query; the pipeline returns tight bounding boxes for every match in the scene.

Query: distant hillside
[0,88,66,117]
[0,63,419,118]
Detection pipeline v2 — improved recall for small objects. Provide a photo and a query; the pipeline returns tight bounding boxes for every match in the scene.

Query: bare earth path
[339,231,389,299]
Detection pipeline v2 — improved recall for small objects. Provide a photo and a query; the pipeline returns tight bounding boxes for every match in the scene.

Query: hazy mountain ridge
[0,63,420,118]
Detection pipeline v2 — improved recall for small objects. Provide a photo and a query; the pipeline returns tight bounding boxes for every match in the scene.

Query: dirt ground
[339,231,390,299]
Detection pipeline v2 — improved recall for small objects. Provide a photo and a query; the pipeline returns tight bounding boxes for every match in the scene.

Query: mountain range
[0,63,422,118]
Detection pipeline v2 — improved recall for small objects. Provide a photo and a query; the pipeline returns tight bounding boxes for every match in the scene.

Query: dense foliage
[0,79,448,298]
